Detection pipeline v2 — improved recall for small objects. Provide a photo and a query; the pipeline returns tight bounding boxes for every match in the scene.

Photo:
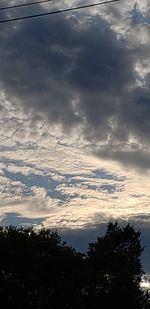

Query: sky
[0,0,150,286]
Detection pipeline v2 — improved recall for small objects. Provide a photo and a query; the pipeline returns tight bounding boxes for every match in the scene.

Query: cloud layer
[0,0,149,169]
[0,0,150,279]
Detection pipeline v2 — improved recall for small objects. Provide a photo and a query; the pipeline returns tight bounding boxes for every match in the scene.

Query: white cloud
[0,136,149,229]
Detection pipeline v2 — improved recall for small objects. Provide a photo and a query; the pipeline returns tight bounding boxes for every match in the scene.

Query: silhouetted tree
[0,222,149,308]
[85,221,150,308]
[0,226,83,308]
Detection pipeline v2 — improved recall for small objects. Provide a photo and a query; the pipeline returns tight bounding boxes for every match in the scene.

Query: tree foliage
[86,221,148,308]
[0,222,149,308]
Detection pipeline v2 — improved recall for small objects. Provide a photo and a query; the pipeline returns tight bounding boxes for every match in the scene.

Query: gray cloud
[93,146,150,170]
[0,2,150,168]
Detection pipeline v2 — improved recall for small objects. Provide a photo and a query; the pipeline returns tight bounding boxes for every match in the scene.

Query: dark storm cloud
[0,3,149,167]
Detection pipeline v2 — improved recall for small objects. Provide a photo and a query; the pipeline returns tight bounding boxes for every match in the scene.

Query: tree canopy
[0,222,149,308]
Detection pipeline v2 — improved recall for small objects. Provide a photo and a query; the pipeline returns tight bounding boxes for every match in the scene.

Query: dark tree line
[0,222,149,308]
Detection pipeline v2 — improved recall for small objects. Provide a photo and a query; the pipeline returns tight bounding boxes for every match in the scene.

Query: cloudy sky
[0,0,150,284]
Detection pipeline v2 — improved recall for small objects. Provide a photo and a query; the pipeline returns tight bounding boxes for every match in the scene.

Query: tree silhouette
[0,222,149,308]
[85,221,149,308]
[0,226,83,308]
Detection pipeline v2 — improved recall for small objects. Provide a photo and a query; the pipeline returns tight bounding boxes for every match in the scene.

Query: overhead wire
[0,0,121,24]
[0,0,55,12]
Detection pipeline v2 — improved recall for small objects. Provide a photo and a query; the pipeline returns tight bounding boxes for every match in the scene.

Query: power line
[0,0,121,24]
[0,0,55,12]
